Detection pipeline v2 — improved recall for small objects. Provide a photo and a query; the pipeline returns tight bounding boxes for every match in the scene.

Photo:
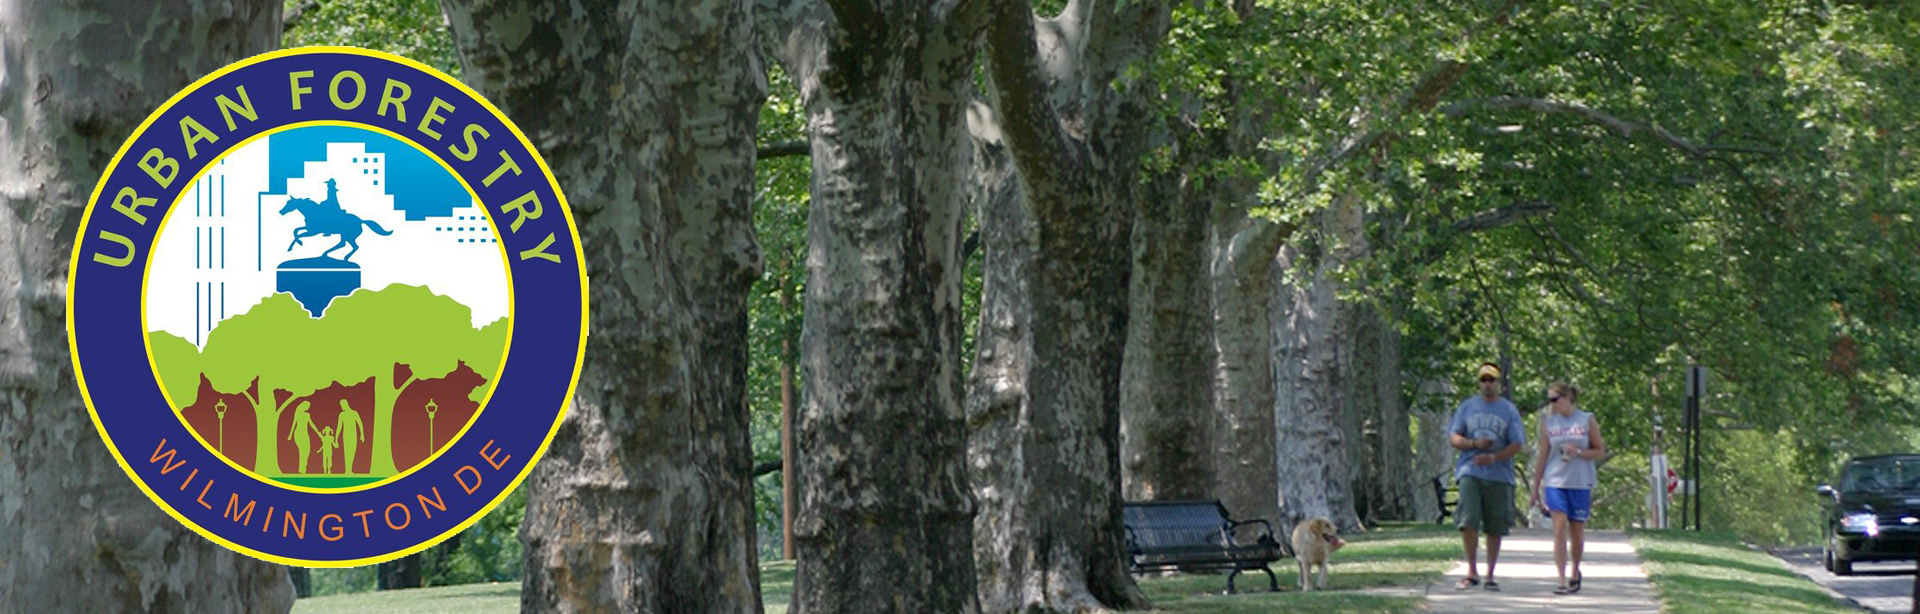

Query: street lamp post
[215,399,228,455]
[425,398,438,452]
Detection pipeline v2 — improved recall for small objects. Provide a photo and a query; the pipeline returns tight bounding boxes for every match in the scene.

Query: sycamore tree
[443,0,769,611]
[0,1,295,612]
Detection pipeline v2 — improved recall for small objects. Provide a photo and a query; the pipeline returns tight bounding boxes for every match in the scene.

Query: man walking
[1448,362,1527,591]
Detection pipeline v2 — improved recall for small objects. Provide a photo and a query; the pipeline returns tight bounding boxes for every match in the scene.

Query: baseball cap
[1477,364,1501,380]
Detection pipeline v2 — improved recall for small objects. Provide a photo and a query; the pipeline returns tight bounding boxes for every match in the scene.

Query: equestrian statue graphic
[280,178,393,261]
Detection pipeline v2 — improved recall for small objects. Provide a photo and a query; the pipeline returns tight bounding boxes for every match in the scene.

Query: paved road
[1419,528,1661,613]
[1774,546,1916,614]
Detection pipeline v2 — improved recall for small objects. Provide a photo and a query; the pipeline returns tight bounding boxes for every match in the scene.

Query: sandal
[1455,577,1480,590]
[1484,580,1500,591]
[1553,585,1571,595]
[1569,573,1582,593]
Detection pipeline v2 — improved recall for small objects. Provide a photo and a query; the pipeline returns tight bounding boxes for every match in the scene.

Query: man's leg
[1456,476,1485,584]
[1483,480,1516,583]
[1486,533,1503,581]
[1461,527,1480,580]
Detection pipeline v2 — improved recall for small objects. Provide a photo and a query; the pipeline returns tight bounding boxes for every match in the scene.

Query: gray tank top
[1541,409,1597,489]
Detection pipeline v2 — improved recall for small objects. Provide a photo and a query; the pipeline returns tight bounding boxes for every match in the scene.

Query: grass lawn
[1633,529,1860,614]
[291,581,519,614]
[1135,522,1455,614]
[297,523,1454,614]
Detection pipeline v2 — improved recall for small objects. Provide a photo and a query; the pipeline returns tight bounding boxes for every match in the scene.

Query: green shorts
[1455,476,1515,536]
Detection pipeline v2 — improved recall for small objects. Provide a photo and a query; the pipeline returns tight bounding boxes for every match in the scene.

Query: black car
[1818,454,1920,575]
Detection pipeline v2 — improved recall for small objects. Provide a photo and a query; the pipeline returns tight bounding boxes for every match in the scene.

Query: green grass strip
[294,522,1457,614]
[1632,529,1859,614]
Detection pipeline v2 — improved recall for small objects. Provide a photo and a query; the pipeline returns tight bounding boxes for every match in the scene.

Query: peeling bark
[1208,214,1281,527]
[1370,304,1417,521]
[965,0,1172,609]
[762,0,985,610]
[441,1,766,611]
[0,2,294,612]
[1272,209,1362,533]
[1120,175,1215,503]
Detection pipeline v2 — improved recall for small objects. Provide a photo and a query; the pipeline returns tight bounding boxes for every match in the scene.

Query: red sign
[1667,468,1679,494]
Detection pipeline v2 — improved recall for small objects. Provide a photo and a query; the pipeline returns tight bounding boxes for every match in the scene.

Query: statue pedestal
[277,257,362,317]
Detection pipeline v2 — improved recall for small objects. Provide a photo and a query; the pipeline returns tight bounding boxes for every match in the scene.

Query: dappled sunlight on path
[1421,528,1660,613]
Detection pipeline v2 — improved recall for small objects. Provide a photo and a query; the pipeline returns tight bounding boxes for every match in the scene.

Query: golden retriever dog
[1290,517,1346,591]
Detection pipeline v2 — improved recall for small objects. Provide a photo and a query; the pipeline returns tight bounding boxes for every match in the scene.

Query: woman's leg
[1570,488,1591,588]
[1571,519,1586,585]
[1552,511,1569,585]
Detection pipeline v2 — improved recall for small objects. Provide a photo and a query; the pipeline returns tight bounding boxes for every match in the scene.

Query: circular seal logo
[67,47,587,566]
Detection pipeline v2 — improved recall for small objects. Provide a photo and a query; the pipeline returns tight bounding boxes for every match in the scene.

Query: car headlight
[1842,512,1880,536]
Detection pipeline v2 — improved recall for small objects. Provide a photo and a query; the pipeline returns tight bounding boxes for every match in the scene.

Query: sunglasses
[1548,395,1563,403]
[1479,377,1497,383]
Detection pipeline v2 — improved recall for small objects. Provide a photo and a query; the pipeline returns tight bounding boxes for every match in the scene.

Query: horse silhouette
[279,197,393,262]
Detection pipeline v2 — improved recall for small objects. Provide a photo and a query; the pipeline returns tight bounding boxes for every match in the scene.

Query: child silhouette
[320,426,339,475]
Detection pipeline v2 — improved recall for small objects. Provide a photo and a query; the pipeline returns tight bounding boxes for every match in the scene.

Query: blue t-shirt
[1449,395,1527,484]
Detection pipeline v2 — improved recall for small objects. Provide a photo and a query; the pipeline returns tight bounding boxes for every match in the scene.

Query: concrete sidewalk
[1420,528,1662,613]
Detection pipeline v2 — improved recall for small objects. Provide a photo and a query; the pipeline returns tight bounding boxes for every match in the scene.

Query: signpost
[1650,424,1671,529]
[1684,364,1706,531]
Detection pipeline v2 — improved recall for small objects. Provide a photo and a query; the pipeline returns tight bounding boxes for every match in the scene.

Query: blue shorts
[1544,487,1592,523]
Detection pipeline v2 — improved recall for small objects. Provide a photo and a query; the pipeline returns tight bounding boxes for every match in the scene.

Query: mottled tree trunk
[965,0,1170,610]
[441,1,766,612]
[1412,372,1462,522]
[0,3,293,613]
[1209,215,1281,527]
[1371,304,1417,521]
[765,1,982,611]
[964,111,1146,612]
[1340,301,1376,524]
[1119,175,1214,502]
[1271,207,1362,533]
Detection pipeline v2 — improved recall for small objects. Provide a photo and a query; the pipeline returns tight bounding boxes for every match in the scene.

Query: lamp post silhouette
[214,399,228,455]
[425,398,438,453]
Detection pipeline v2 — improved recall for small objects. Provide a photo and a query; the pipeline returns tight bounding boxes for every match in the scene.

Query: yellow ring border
[141,120,517,494]
[67,45,590,568]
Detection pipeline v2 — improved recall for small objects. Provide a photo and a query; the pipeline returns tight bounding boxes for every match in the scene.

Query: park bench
[1121,500,1287,594]
[1432,470,1458,524]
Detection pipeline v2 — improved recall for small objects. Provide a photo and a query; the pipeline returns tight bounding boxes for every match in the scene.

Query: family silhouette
[282,399,366,475]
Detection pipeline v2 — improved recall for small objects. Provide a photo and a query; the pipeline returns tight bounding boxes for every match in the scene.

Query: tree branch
[754,459,782,478]
[983,0,1084,183]
[1523,218,1616,310]
[1081,0,1172,97]
[1441,96,1780,159]
[1252,1,1520,248]
[757,140,809,159]
[284,0,321,33]
[1451,198,1553,233]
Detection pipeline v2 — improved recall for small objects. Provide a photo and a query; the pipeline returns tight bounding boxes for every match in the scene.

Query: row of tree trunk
[0,0,1439,612]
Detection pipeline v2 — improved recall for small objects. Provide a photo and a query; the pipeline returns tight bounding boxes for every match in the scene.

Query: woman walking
[1531,382,1606,595]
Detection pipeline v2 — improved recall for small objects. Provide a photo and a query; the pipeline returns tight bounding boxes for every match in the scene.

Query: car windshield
[1842,457,1920,492]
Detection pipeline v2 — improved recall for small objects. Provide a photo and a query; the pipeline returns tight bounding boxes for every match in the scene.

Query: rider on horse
[280,179,393,261]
